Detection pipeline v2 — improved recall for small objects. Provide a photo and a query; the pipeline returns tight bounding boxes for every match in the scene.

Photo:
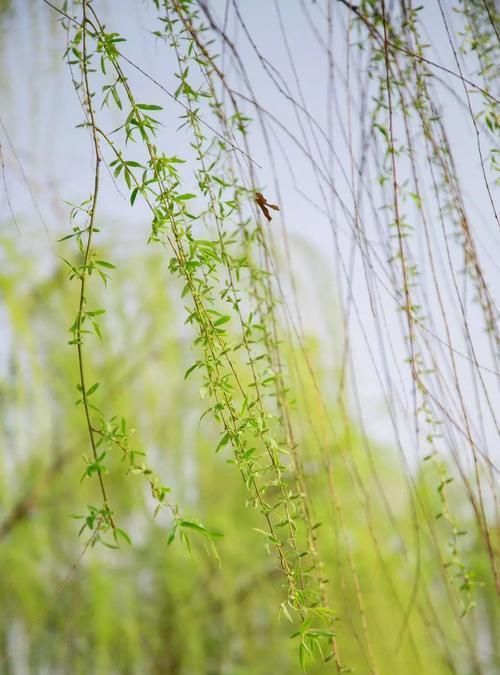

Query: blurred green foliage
[0,236,497,674]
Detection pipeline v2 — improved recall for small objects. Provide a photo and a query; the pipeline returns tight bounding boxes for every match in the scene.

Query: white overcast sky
[0,0,498,473]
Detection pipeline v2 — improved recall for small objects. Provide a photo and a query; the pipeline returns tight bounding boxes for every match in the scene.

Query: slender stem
[75,0,114,528]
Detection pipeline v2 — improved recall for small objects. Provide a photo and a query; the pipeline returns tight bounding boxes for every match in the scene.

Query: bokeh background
[1,1,498,673]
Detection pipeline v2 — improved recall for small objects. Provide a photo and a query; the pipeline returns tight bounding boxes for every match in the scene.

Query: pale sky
[1,0,498,476]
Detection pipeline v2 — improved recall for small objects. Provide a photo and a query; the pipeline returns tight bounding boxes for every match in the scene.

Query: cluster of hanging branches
[1,0,498,672]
